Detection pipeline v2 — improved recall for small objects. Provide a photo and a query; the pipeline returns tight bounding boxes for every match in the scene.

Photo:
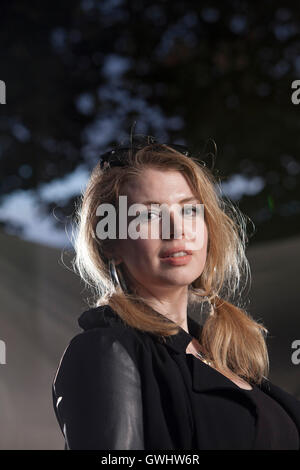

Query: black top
[52,305,300,450]
[184,355,299,449]
[240,384,299,449]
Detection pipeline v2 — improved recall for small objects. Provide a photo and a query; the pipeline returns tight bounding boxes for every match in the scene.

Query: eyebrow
[140,197,200,206]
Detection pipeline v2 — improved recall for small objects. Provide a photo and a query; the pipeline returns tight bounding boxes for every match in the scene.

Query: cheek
[186,219,208,253]
[121,239,157,266]
[195,224,208,262]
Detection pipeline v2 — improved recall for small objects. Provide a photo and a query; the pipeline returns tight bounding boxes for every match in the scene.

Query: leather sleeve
[52,330,145,450]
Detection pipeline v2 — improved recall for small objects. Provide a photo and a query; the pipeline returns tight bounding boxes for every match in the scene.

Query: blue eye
[183,205,200,216]
[141,206,200,222]
[140,210,161,221]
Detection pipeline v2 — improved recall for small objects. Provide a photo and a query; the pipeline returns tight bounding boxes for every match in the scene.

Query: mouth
[160,250,193,259]
[159,250,193,266]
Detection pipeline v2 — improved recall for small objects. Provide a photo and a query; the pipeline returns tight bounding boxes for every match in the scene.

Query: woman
[52,134,300,450]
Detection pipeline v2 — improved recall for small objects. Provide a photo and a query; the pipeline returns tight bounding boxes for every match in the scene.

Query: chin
[157,276,194,287]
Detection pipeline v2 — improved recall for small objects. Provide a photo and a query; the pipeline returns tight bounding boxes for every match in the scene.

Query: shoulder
[52,321,146,450]
[54,324,146,384]
[74,304,152,359]
[65,325,143,360]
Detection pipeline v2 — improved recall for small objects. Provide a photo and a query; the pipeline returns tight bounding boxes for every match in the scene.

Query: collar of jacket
[78,305,253,391]
[78,303,202,354]
[77,306,289,395]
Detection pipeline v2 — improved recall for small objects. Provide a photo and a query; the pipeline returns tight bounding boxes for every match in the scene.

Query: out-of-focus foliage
[0,0,300,244]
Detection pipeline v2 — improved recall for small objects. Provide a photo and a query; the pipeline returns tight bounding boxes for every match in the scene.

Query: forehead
[123,168,196,203]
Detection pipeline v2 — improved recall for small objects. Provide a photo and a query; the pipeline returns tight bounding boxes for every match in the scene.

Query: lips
[160,248,193,258]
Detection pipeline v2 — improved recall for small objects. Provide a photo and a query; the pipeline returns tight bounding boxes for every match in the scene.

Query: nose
[161,207,186,241]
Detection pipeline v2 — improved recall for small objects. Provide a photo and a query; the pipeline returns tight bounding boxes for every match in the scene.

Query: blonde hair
[73,141,269,385]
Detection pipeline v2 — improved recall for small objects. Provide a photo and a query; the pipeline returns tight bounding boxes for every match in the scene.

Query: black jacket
[52,304,300,450]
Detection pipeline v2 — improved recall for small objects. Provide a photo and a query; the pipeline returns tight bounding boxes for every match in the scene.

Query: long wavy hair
[73,139,269,385]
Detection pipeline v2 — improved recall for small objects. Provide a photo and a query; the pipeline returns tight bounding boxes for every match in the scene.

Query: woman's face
[114,168,208,293]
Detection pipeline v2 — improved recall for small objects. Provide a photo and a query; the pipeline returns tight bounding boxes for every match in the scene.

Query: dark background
[0,0,299,449]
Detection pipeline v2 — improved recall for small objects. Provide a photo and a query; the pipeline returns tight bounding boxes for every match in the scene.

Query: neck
[133,282,190,333]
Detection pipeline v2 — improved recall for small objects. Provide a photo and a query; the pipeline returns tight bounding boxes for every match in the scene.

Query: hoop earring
[203,295,215,316]
[108,259,128,293]
[189,285,215,318]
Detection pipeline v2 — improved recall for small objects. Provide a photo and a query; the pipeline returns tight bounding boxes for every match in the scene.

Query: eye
[183,205,200,216]
[148,210,162,220]
[140,210,161,222]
